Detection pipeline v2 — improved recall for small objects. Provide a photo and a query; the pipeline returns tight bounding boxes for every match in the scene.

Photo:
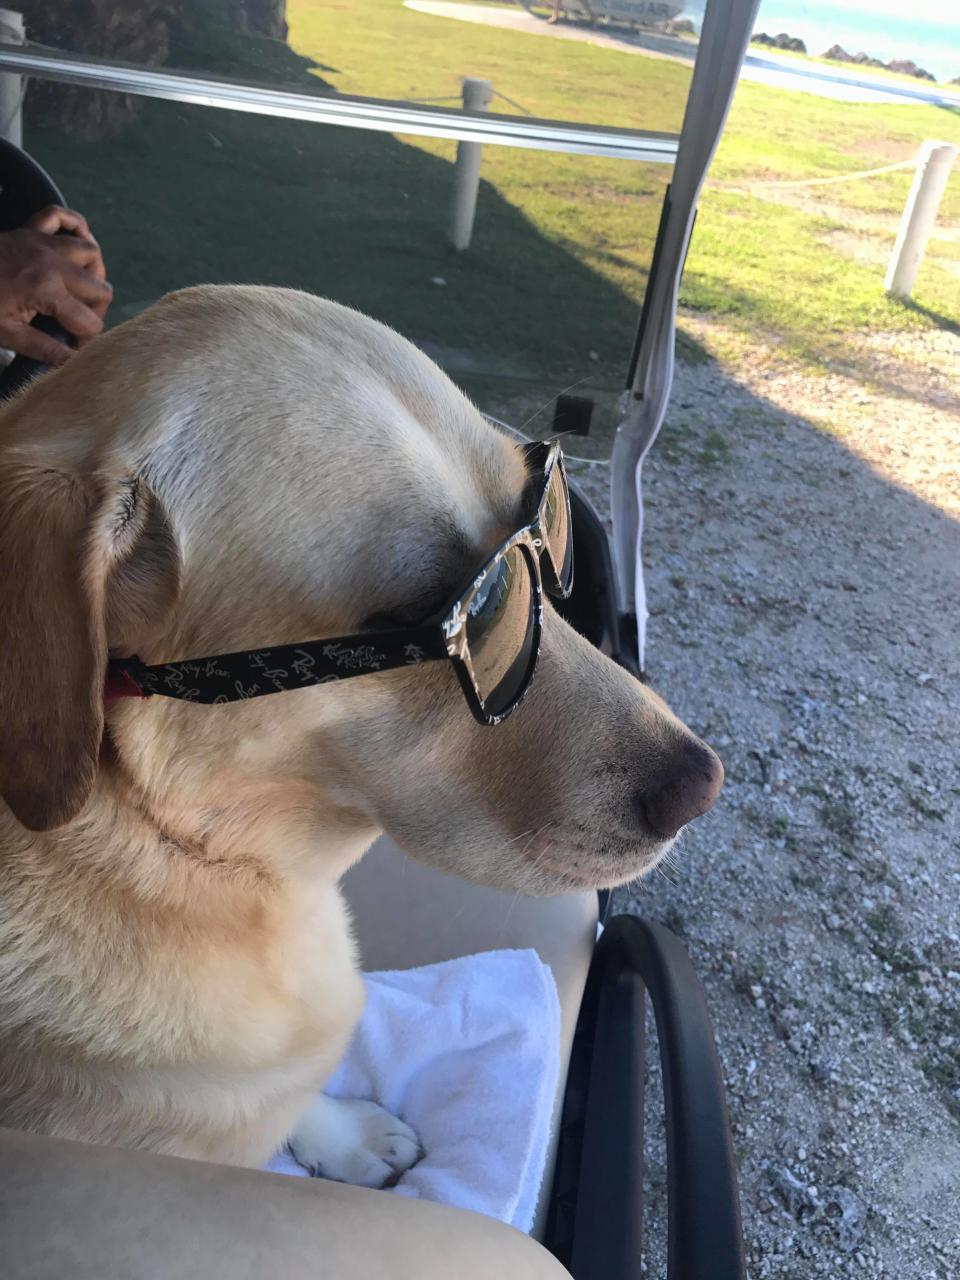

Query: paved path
[405,2,960,107]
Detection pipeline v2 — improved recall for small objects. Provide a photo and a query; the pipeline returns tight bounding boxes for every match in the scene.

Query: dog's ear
[0,458,179,832]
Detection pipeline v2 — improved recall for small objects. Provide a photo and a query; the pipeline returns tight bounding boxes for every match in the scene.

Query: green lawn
[26,0,959,401]
[287,0,960,364]
[685,84,960,354]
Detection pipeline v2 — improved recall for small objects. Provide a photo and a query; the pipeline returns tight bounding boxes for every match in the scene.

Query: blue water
[683,1,959,84]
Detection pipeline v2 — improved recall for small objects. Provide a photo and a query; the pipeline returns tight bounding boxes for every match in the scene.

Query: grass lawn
[26,0,959,406]
[287,0,960,364]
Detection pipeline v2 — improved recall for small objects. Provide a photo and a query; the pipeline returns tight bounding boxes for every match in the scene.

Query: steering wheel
[0,138,76,399]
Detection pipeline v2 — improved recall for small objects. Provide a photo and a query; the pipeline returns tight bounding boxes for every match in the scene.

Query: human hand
[0,205,113,365]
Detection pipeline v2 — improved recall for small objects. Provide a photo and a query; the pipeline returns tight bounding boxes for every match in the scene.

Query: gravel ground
[489,321,960,1278]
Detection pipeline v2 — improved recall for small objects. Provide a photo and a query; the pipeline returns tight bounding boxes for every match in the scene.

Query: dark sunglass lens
[465,545,536,718]
[543,460,573,595]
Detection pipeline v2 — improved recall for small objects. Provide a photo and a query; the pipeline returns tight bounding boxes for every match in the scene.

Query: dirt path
[621,323,959,1279]
[492,320,960,1277]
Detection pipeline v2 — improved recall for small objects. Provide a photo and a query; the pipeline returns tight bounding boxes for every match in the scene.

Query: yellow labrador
[0,286,721,1183]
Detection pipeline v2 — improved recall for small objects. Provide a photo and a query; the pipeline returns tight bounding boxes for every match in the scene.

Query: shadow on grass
[680,270,960,418]
[898,298,960,336]
[26,89,692,401]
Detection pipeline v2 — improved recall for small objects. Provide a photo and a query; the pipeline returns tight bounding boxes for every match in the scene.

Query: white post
[884,140,958,300]
[450,77,493,252]
[0,9,23,148]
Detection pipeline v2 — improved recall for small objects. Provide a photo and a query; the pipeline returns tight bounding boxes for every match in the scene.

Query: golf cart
[0,2,760,1275]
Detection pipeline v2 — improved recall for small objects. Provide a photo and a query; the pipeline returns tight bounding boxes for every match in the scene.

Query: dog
[0,285,722,1185]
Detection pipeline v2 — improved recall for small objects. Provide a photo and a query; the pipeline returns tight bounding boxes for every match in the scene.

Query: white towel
[266,949,561,1233]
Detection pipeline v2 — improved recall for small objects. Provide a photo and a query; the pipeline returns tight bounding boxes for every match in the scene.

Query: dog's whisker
[512,822,558,896]
[496,891,524,945]
[655,860,679,886]
[495,823,556,944]
[515,376,593,436]
[505,827,538,846]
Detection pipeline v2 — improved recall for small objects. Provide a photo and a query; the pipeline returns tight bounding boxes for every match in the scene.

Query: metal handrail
[0,44,680,164]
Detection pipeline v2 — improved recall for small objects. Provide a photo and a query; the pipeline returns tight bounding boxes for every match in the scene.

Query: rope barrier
[491,89,532,116]
[717,157,915,192]
[405,90,533,116]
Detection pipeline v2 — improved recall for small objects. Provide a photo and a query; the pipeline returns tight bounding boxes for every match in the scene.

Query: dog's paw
[287,1094,421,1188]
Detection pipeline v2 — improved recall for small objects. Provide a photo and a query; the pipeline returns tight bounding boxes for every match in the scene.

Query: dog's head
[0,286,721,892]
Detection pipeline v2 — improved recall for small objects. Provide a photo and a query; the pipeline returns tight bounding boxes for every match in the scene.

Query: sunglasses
[108,441,573,727]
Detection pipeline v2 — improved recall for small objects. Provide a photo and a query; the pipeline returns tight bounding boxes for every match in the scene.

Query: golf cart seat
[0,840,744,1280]
[2,842,744,1280]
[0,141,745,1280]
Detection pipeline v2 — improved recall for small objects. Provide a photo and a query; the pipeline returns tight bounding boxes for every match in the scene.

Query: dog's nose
[640,740,724,838]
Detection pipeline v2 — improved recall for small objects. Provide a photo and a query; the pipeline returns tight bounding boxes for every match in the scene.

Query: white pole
[450,77,493,252]
[0,9,23,148]
[884,140,958,300]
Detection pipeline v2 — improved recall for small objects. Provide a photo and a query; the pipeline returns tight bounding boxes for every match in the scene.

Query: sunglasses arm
[106,627,449,705]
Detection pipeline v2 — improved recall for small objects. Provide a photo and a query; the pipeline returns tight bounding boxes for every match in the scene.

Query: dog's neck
[71,714,381,892]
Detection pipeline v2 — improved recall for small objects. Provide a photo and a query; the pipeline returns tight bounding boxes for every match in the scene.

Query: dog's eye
[113,478,141,533]
[108,477,147,556]
[361,603,436,631]
[361,585,452,632]
[361,611,404,631]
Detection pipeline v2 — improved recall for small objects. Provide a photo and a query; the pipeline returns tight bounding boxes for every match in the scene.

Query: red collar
[103,668,146,708]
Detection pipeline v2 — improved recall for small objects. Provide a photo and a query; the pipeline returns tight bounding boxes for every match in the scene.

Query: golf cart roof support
[610,0,761,670]
[0,44,678,164]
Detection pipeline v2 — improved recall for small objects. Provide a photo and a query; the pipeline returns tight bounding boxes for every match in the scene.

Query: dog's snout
[639,740,724,839]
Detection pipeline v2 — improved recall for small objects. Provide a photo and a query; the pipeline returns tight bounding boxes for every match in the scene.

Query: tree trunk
[20,0,294,140]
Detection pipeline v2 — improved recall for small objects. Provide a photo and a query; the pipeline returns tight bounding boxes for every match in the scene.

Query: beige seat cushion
[0,1127,570,1280]
[341,837,598,1240]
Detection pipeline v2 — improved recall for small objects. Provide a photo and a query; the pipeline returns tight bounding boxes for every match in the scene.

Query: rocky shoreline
[750,31,949,85]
